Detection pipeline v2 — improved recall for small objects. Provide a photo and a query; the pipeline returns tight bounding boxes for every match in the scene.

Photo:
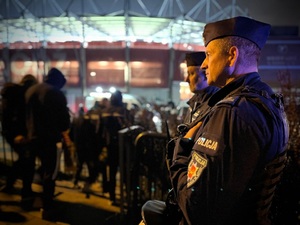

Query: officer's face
[201,39,232,88]
[185,66,205,93]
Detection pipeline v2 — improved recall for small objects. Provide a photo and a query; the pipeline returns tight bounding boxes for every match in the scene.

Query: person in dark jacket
[101,90,129,204]
[71,109,103,193]
[0,74,38,209]
[169,16,289,225]
[25,68,71,221]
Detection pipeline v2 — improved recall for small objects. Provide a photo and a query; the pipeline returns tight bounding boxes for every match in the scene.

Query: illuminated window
[87,61,126,87]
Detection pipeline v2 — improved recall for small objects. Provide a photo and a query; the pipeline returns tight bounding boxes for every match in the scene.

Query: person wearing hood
[25,68,71,222]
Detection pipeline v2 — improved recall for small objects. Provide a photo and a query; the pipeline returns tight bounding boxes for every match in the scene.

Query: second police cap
[185,52,206,67]
[202,16,271,50]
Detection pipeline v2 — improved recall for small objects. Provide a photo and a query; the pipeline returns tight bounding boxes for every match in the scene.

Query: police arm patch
[187,151,207,188]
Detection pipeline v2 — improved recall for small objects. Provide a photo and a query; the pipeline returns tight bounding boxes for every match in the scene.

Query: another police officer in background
[169,16,289,225]
[182,51,219,126]
[71,102,109,195]
[101,90,130,205]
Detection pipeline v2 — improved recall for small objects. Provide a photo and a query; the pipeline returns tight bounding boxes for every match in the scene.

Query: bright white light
[109,87,116,93]
[90,71,96,76]
[180,81,189,87]
[83,41,88,48]
[152,115,160,123]
[89,92,111,98]
[95,86,103,93]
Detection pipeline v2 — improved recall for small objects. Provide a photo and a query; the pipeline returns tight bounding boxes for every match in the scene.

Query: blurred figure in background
[92,97,110,194]
[101,90,130,205]
[0,74,38,210]
[25,68,71,221]
[71,106,108,195]
[77,103,85,117]
[134,108,157,132]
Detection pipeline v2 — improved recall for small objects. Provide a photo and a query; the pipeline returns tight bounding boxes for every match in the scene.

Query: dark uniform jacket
[101,106,127,144]
[71,112,102,157]
[184,86,219,124]
[25,83,70,143]
[170,72,289,225]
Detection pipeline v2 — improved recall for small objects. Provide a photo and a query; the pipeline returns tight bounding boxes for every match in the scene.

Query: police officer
[101,90,129,204]
[180,52,219,130]
[170,16,289,225]
[139,52,219,225]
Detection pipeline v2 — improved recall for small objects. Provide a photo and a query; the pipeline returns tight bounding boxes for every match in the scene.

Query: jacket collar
[208,72,260,106]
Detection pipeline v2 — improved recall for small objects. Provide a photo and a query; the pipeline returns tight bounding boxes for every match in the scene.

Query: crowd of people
[0,15,292,225]
[0,67,184,221]
[1,68,71,221]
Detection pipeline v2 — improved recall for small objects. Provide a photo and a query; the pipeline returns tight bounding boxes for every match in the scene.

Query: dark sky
[236,0,300,28]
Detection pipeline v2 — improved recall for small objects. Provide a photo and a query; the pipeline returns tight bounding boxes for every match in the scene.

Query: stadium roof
[0,0,248,46]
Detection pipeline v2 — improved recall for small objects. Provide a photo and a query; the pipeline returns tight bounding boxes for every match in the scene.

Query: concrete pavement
[0,178,128,225]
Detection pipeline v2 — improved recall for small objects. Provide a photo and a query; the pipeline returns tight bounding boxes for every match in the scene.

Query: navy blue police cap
[185,51,206,67]
[203,16,271,49]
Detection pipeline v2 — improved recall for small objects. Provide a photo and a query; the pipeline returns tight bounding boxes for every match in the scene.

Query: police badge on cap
[203,16,271,49]
[185,52,206,67]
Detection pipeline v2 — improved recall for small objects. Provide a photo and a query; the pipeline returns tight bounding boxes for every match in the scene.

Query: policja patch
[187,151,207,188]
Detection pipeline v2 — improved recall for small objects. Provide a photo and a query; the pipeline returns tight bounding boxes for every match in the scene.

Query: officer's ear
[228,46,238,67]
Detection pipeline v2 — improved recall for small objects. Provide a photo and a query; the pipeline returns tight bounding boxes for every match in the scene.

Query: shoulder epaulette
[216,95,241,106]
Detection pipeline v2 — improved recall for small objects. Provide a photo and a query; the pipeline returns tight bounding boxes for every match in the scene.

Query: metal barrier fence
[118,126,171,224]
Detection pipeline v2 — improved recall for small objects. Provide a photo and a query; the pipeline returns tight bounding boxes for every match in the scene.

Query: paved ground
[0,172,142,225]
[0,142,143,225]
